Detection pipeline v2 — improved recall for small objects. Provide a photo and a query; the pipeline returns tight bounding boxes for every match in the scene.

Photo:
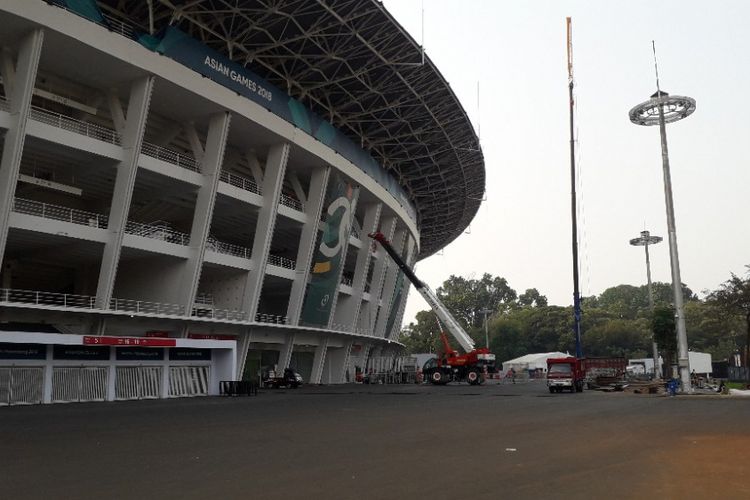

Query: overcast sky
[382,0,750,325]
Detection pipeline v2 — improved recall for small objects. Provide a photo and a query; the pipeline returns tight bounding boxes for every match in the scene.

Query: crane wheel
[467,370,480,385]
[431,371,443,385]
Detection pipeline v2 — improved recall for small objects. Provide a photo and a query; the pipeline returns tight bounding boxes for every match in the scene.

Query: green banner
[301,175,356,327]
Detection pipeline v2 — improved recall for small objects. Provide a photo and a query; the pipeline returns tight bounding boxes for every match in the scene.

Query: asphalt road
[1,381,748,500]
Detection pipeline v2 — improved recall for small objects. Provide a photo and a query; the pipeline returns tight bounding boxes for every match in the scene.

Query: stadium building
[0,0,484,404]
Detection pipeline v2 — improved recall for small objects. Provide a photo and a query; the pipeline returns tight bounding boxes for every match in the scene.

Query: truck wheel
[549,387,555,394]
[467,370,480,385]
[430,371,443,385]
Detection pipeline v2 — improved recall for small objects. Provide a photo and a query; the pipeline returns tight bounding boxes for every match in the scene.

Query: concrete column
[309,336,329,385]
[0,28,44,270]
[42,345,53,404]
[95,75,155,308]
[361,216,397,334]
[277,333,295,370]
[236,328,253,380]
[241,143,290,320]
[340,203,382,330]
[106,347,116,402]
[387,236,417,341]
[286,165,330,325]
[375,228,407,338]
[177,112,232,313]
[326,187,360,329]
[335,340,354,384]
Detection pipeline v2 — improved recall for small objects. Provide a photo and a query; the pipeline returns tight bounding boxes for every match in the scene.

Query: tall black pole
[567,17,583,358]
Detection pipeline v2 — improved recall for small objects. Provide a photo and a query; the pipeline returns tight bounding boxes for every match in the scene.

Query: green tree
[399,310,443,354]
[652,306,677,377]
[518,288,548,307]
[436,273,517,329]
[708,266,750,365]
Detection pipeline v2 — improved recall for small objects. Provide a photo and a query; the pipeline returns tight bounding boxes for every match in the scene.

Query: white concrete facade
[0,2,425,394]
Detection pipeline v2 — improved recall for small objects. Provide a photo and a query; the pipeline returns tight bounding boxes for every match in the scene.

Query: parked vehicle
[547,357,584,393]
[369,232,496,385]
[262,367,303,388]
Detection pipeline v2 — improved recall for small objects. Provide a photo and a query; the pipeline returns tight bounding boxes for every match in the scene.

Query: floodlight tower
[628,47,696,392]
[630,230,663,377]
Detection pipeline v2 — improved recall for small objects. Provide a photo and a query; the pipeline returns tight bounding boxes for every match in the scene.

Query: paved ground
[1,381,748,500]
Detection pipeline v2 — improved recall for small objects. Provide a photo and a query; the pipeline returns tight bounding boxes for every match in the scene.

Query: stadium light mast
[630,230,663,377]
[628,42,696,392]
[566,17,583,358]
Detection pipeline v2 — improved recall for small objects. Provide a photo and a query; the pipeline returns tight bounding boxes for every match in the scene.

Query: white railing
[0,288,96,309]
[0,95,9,112]
[29,106,121,145]
[268,254,296,270]
[13,197,108,228]
[110,297,184,316]
[364,283,371,294]
[255,313,287,325]
[125,221,190,246]
[101,13,136,39]
[141,141,200,172]
[279,193,304,212]
[193,294,214,306]
[341,276,353,287]
[191,307,246,321]
[206,237,251,259]
[219,170,261,195]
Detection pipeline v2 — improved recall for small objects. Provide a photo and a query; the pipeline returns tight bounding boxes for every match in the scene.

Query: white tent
[629,351,713,376]
[501,352,570,374]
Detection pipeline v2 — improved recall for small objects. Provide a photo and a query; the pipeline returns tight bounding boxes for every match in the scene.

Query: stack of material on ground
[622,380,665,395]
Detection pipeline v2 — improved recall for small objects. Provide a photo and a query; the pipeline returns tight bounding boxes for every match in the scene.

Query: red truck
[547,357,627,393]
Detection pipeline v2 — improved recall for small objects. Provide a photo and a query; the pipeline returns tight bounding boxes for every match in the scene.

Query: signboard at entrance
[169,348,212,361]
[0,343,46,360]
[117,348,165,361]
[83,336,176,347]
[53,345,110,360]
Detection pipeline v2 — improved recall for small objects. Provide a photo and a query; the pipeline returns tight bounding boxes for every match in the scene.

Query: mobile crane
[369,232,496,385]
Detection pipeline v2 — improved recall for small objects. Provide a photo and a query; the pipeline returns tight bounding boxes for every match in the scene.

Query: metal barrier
[115,366,161,400]
[279,193,304,212]
[220,380,258,396]
[219,170,261,195]
[141,141,200,172]
[169,366,209,397]
[268,254,296,270]
[0,95,9,112]
[101,13,136,39]
[124,220,190,246]
[191,307,246,321]
[206,237,251,259]
[29,106,121,145]
[110,297,185,316]
[255,313,287,325]
[0,367,44,406]
[0,288,96,309]
[52,367,108,403]
[14,197,109,228]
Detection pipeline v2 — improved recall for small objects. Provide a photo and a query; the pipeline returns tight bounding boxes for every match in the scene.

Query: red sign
[187,333,236,341]
[83,336,176,347]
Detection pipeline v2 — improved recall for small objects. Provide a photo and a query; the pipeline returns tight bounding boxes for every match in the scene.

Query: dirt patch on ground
[636,434,750,499]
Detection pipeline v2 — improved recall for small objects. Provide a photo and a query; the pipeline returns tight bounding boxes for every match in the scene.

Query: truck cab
[546,357,584,393]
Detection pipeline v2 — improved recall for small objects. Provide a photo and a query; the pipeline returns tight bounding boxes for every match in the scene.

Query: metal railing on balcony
[124,221,190,246]
[101,13,136,39]
[109,297,184,316]
[29,106,121,145]
[0,288,96,309]
[206,237,251,259]
[191,307,247,321]
[279,193,304,212]
[193,293,214,306]
[340,275,353,287]
[219,170,261,195]
[13,197,109,229]
[0,95,9,112]
[268,254,296,270]
[141,141,200,172]
[255,313,287,325]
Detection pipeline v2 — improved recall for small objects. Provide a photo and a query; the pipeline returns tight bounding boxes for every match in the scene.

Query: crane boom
[369,232,476,352]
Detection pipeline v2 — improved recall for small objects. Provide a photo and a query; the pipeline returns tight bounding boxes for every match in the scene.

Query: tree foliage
[398,269,748,366]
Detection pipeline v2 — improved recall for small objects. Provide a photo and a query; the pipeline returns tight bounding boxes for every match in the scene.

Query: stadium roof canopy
[98,0,485,258]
